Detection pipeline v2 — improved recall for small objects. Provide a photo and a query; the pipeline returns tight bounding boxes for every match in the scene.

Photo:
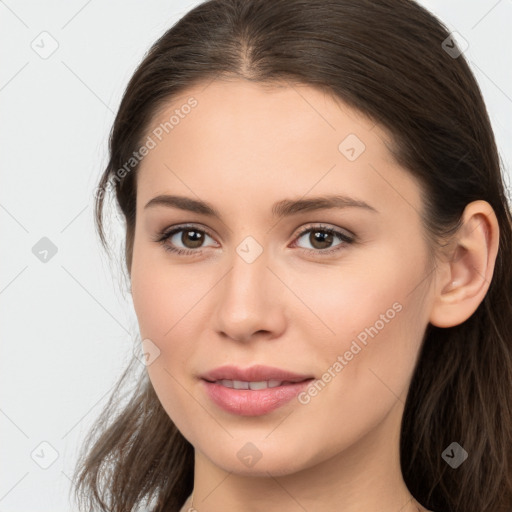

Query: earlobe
[429,200,499,328]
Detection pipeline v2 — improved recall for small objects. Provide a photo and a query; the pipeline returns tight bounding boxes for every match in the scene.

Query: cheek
[289,259,408,343]
[130,254,208,435]
[295,246,428,384]
[131,241,208,340]
[288,273,426,456]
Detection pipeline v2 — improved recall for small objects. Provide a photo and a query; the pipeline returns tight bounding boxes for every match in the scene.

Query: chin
[200,439,321,477]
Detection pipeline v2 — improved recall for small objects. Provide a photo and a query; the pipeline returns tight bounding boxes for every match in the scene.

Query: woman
[72,1,512,511]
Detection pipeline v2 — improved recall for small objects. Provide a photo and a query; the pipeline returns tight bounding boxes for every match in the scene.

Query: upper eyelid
[164,224,217,242]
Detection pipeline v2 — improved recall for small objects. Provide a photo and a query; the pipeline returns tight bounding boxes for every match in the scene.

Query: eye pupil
[311,230,333,249]
[183,230,204,248]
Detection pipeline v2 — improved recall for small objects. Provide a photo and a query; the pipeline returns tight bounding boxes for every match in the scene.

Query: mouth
[199,365,315,416]
[200,364,314,383]
[204,378,312,389]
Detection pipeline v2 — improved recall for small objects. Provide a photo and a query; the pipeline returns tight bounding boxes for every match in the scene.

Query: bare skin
[129,78,499,512]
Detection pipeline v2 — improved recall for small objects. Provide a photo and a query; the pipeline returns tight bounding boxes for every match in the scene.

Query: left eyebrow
[271,195,378,217]
[143,193,378,220]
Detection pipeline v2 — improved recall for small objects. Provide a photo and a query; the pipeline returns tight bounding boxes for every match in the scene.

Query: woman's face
[130,78,435,476]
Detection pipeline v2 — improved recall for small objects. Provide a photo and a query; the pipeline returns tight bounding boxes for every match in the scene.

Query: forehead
[147,78,383,151]
[136,78,422,222]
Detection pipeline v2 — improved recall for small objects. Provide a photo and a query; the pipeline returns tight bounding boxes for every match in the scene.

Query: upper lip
[201,364,314,383]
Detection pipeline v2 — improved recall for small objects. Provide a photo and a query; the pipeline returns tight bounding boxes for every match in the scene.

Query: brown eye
[155,225,217,255]
[308,230,335,250]
[293,225,354,255]
[178,229,205,249]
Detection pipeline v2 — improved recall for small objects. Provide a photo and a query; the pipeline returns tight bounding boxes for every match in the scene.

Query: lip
[200,364,313,383]
[200,365,315,416]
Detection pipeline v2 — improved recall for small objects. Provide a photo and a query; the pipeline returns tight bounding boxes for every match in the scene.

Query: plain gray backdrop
[1,1,511,510]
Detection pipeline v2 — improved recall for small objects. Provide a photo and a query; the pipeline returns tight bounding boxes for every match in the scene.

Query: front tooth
[249,381,268,390]
[220,379,234,388]
[233,380,249,390]
[268,379,282,388]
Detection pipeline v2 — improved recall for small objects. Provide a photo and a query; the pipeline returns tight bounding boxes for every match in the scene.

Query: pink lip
[200,365,314,416]
[200,364,313,383]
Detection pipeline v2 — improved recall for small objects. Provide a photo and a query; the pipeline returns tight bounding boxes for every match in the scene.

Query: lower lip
[201,379,313,416]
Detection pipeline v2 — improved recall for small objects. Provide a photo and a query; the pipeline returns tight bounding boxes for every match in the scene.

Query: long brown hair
[72,1,512,511]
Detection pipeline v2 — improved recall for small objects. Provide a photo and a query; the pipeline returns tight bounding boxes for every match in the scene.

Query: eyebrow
[144,194,378,218]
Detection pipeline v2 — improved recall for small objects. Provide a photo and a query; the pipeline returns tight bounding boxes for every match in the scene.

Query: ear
[429,200,500,328]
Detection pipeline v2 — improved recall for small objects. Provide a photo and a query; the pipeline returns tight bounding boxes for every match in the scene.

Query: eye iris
[311,230,333,249]
[182,229,204,249]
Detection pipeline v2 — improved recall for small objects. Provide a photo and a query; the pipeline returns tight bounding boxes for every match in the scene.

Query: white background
[1,1,511,510]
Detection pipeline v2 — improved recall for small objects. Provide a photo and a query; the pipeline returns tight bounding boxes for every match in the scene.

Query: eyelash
[152,223,355,257]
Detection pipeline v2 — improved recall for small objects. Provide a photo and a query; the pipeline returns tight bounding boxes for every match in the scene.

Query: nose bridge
[213,238,285,341]
[224,241,271,312]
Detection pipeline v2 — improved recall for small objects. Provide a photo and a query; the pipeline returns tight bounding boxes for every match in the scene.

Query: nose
[213,247,287,343]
